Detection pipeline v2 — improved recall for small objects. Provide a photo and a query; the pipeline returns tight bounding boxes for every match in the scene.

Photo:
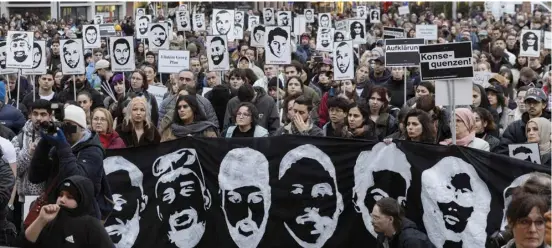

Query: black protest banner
[385,38,425,67]
[383,27,405,39]
[419,41,474,80]
[103,136,549,248]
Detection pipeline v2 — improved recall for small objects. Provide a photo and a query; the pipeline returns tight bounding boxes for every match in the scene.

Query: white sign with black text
[416,25,437,41]
[158,50,190,73]
[384,27,405,39]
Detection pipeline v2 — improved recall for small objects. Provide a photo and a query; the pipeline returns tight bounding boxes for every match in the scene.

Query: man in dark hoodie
[29,105,113,222]
[370,56,392,86]
[22,71,60,112]
[373,197,436,248]
[384,67,415,108]
[57,74,104,111]
[223,84,280,134]
[20,175,113,247]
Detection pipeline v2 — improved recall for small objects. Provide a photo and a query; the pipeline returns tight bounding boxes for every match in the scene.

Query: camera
[39,103,77,135]
[486,229,513,248]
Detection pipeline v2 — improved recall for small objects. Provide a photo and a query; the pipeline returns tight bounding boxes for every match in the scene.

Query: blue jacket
[0,103,25,134]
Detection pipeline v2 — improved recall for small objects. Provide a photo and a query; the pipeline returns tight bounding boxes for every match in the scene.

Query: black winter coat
[377,218,436,248]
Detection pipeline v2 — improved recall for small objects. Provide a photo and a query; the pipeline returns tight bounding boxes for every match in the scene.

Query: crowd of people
[0,3,545,248]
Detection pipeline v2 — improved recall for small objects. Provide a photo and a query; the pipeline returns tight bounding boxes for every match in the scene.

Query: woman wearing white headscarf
[526,117,551,166]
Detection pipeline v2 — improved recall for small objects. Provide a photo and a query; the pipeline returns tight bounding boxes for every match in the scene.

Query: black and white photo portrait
[333,30,349,42]
[22,40,47,75]
[277,11,292,27]
[316,28,333,52]
[519,30,541,57]
[234,11,245,39]
[60,39,85,74]
[0,42,17,74]
[234,24,244,40]
[333,40,355,80]
[304,9,315,23]
[136,8,145,17]
[135,15,151,39]
[219,148,271,248]
[318,13,331,28]
[357,6,367,19]
[148,23,169,51]
[6,31,33,69]
[110,36,135,72]
[206,35,229,71]
[176,11,191,31]
[263,8,275,25]
[508,143,541,164]
[212,9,235,40]
[278,144,343,248]
[82,25,100,49]
[248,16,260,31]
[421,156,491,248]
[264,26,291,65]
[193,13,205,31]
[370,9,381,24]
[353,143,412,237]
[234,11,244,27]
[94,15,103,24]
[103,156,147,248]
[152,149,212,248]
[250,25,265,48]
[349,20,366,44]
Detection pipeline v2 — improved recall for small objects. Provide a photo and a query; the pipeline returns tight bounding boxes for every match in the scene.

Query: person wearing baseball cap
[498,87,551,154]
[371,56,391,85]
[485,83,514,134]
[28,104,113,222]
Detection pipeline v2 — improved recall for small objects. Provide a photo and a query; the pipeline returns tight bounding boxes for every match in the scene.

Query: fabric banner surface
[103,137,549,248]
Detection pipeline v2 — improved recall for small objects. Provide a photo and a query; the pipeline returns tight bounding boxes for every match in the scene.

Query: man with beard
[304,9,314,22]
[215,10,232,35]
[136,16,150,37]
[84,25,98,45]
[234,11,244,25]
[31,42,42,69]
[194,14,204,30]
[209,36,226,66]
[421,156,491,248]
[268,27,288,59]
[150,24,168,48]
[177,11,189,30]
[103,156,148,248]
[153,148,212,248]
[318,28,331,49]
[278,12,290,26]
[112,38,131,66]
[0,41,8,69]
[253,25,265,45]
[21,72,59,112]
[264,8,274,24]
[319,14,330,28]
[353,142,412,238]
[335,41,352,75]
[62,39,81,69]
[278,144,343,247]
[219,148,271,248]
[9,32,31,64]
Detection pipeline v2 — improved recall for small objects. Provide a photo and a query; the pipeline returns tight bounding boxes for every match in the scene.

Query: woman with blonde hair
[116,97,161,147]
[91,108,126,149]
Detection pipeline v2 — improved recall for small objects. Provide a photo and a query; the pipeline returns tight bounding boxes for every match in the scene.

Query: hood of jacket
[253,86,267,100]
[73,131,106,157]
[522,110,552,123]
[369,69,392,84]
[56,175,96,218]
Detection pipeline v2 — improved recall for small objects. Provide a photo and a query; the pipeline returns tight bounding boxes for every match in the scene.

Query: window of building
[95,5,120,22]
[9,7,51,20]
[61,6,87,22]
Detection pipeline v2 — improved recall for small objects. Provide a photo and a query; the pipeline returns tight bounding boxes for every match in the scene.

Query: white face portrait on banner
[82,25,100,49]
[519,30,541,57]
[333,30,349,42]
[370,9,381,23]
[94,15,103,24]
[110,36,135,72]
[136,8,145,17]
[148,23,169,51]
[318,13,331,28]
[248,16,260,31]
[349,19,366,44]
[136,15,151,39]
[6,31,33,69]
[176,11,191,31]
[357,6,368,19]
[60,39,85,75]
[212,9,235,40]
[316,28,333,52]
[193,13,206,31]
[22,41,47,75]
[264,26,291,65]
[206,35,230,71]
[263,8,275,25]
[250,25,265,48]
[277,11,292,27]
[304,9,315,23]
[333,40,354,80]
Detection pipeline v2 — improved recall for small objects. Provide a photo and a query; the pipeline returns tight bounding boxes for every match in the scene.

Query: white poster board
[509,143,541,164]
[544,31,551,50]
[250,25,265,48]
[333,40,354,80]
[135,15,151,39]
[398,6,410,16]
[82,25,101,49]
[248,16,260,31]
[110,36,135,72]
[316,28,333,52]
[6,31,34,69]
[356,6,368,19]
[206,35,230,71]
[519,30,541,58]
[0,41,18,74]
[318,13,332,28]
[349,19,366,45]
[135,8,145,17]
[212,9,235,40]
[304,9,315,23]
[22,41,47,75]
[94,15,103,24]
[263,8,275,25]
[147,85,168,107]
[264,26,291,65]
[148,23,170,52]
[24,195,40,220]
[60,39,85,75]
[434,79,473,106]
[158,50,190,73]
[369,9,381,24]
[234,11,245,40]
[176,11,191,31]
[193,13,206,31]
[416,25,438,41]
[277,11,292,27]
[473,71,493,88]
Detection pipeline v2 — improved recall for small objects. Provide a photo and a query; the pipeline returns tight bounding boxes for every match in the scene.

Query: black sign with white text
[385,38,425,67]
[419,42,474,80]
[383,27,405,39]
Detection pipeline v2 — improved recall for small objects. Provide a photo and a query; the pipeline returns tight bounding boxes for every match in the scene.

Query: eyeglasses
[92,117,107,123]
[516,218,545,230]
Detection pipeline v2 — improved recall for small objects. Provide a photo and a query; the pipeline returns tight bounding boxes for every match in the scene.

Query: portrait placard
[82,25,101,48]
[206,35,230,71]
[264,26,291,65]
[250,25,265,48]
[176,11,191,31]
[135,15,151,39]
[60,39,85,75]
[110,36,135,72]
[333,40,354,80]
[6,31,34,69]
[193,13,206,31]
[519,30,541,57]
[212,9,235,40]
[148,23,170,52]
[22,40,47,75]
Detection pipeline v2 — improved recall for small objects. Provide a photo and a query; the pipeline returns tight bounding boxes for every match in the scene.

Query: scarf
[440,108,476,147]
[171,121,217,138]
[528,117,551,155]
[99,132,117,149]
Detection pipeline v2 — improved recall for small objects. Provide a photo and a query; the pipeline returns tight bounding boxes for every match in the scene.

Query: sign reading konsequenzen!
[419,42,473,81]
[385,38,424,67]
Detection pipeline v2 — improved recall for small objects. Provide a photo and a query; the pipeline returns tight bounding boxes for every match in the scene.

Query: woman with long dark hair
[473,107,500,151]
[366,86,398,141]
[161,95,218,141]
[402,109,435,143]
[345,102,378,141]
[521,31,539,55]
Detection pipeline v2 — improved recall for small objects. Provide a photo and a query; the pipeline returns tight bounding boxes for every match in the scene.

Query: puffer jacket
[0,102,25,134]
[376,218,436,248]
[224,87,280,134]
[11,121,45,201]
